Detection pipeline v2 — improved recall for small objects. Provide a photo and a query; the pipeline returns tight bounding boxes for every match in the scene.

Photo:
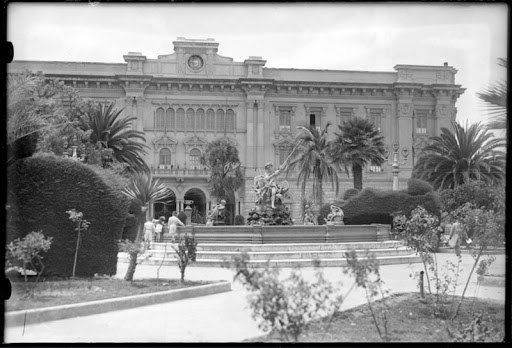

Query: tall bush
[407,178,433,196]
[7,154,126,277]
[440,180,505,215]
[343,188,360,201]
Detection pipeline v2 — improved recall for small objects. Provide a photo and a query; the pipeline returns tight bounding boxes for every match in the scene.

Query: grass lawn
[247,292,505,342]
[5,276,215,312]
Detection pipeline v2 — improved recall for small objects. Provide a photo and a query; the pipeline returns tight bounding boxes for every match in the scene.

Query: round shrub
[7,154,126,277]
[343,188,360,201]
[234,214,245,225]
[178,211,187,225]
[407,178,433,196]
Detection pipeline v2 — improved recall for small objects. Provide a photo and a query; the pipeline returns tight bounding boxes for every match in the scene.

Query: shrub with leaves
[234,214,245,225]
[450,202,505,321]
[6,231,53,297]
[450,310,504,342]
[344,250,390,341]
[231,253,342,342]
[171,234,198,284]
[395,205,444,305]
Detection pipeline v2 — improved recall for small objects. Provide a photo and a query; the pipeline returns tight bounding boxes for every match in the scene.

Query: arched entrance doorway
[153,189,176,221]
[184,188,207,224]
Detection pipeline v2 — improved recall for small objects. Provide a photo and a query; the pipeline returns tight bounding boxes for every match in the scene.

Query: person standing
[155,216,165,242]
[168,211,184,239]
[143,219,155,250]
[448,218,463,257]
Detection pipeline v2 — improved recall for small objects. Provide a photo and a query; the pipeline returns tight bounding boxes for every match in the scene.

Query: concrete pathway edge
[5,281,231,328]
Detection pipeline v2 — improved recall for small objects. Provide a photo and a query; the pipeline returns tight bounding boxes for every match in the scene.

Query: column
[395,90,414,182]
[256,100,265,168]
[434,91,456,133]
[246,100,255,169]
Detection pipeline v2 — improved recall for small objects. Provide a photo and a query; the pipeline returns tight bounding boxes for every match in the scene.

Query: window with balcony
[159,148,172,166]
[415,109,428,134]
[279,109,292,132]
[189,148,201,168]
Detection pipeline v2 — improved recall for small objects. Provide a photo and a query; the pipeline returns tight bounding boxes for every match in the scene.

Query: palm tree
[286,123,339,208]
[477,58,507,130]
[412,121,506,190]
[122,173,172,281]
[331,117,386,190]
[87,103,149,173]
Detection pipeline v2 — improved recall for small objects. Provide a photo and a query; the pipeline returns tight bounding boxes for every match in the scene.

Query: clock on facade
[188,55,204,71]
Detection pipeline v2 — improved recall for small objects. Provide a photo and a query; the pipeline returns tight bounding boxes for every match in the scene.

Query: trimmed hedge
[343,188,360,201]
[407,178,433,196]
[234,214,245,225]
[342,187,441,225]
[7,154,126,277]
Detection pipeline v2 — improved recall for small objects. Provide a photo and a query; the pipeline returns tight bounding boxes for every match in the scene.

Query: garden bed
[247,292,505,342]
[5,276,216,312]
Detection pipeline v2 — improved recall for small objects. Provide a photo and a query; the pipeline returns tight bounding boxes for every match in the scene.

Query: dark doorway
[184,188,207,224]
[153,190,176,221]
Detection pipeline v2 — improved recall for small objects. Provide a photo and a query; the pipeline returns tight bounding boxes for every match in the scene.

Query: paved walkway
[4,252,505,343]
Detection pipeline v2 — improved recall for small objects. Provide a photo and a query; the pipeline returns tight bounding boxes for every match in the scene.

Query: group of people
[143,211,184,250]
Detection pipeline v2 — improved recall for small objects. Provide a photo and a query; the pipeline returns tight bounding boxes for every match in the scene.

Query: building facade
[9,37,465,222]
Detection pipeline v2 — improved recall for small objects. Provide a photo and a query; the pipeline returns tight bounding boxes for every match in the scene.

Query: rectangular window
[416,110,428,134]
[309,112,321,132]
[369,109,382,131]
[369,162,383,173]
[338,108,353,124]
[279,109,291,132]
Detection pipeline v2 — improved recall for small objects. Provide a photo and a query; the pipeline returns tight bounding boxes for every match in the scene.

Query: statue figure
[326,204,344,224]
[208,199,226,225]
[253,161,290,209]
[304,205,317,225]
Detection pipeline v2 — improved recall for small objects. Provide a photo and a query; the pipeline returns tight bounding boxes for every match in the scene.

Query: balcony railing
[152,166,211,177]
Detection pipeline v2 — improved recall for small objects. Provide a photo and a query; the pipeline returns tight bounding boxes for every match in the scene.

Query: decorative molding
[398,103,414,117]
[153,135,178,153]
[183,136,208,152]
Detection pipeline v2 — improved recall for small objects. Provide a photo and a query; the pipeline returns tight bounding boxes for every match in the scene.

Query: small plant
[171,234,197,284]
[344,250,390,342]
[234,214,245,225]
[6,231,53,297]
[66,209,90,278]
[298,196,316,223]
[231,253,342,342]
[450,310,504,342]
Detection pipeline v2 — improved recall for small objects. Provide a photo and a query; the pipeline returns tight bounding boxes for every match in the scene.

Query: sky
[6,2,508,128]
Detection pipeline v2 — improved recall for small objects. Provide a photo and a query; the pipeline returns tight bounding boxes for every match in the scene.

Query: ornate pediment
[183,136,208,151]
[273,139,295,153]
[153,135,177,152]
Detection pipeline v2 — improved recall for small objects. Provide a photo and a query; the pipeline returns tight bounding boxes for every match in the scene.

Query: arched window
[226,109,235,131]
[189,148,201,168]
[159,148,172,165]
[186,108,195,130]
[176,108,185,130]
[166,108,175,129]
[216,109,225,131]
[155,108,165,129]
[206,109,215,130]
[196,108,205,130]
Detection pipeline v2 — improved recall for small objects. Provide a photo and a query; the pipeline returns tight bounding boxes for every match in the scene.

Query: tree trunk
[353,164,363,190]
[452,246,484,321]
[124,210,146,281]
[317,179,323,209]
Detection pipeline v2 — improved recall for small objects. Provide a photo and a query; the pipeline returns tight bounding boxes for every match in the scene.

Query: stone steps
[118,241,421,268]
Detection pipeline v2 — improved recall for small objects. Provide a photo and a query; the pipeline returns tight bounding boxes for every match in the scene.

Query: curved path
[4,253,505,343]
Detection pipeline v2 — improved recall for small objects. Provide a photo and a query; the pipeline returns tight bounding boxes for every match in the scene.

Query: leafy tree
[331,117,386,190]
[286,124,339,208]
[200,138,245,221]
[439,180,505,215]
[7,71,84,165]
[121,173,172,281]
[171,234,198,284]
[412,121,506,190]
[477,58,507,130]
[87,103,149,173]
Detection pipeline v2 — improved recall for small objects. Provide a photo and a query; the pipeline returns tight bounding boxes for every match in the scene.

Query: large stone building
[9,37,465,222]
